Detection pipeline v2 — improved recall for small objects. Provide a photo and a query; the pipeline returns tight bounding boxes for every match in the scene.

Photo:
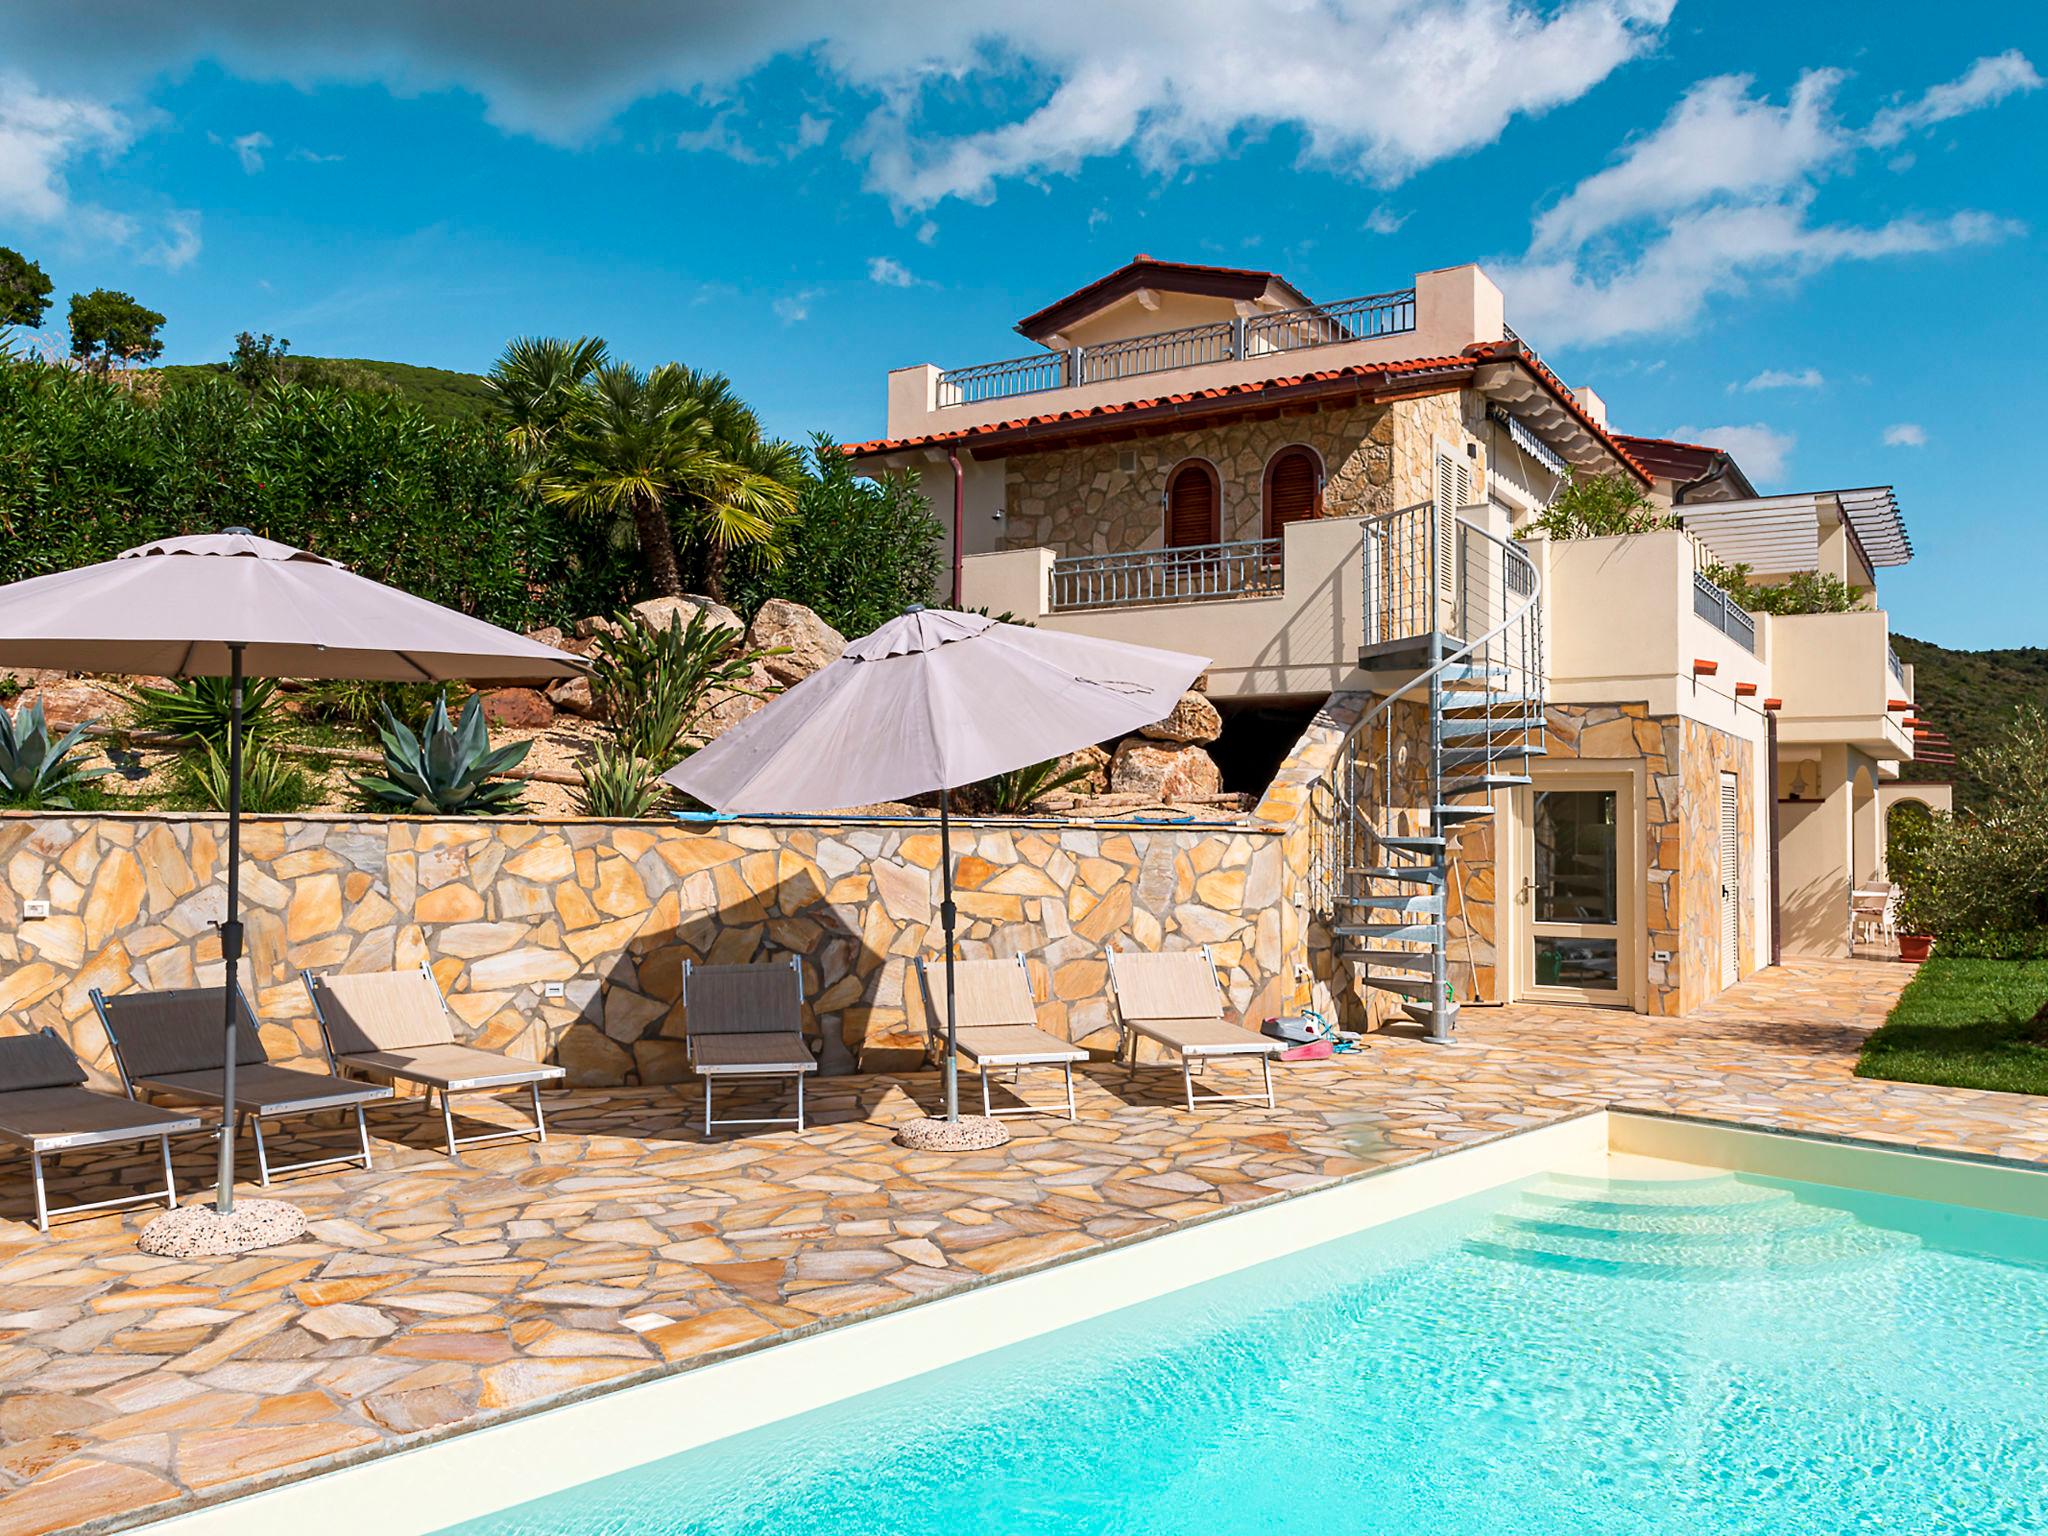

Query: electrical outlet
[543,981,567,999]
[22,899,50,920]
[1652,949,1672,963]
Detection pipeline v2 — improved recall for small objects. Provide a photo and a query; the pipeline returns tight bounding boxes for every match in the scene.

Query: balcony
[935,289,1417,409]
[1771,610,1913,759]
[960,517,1366,698]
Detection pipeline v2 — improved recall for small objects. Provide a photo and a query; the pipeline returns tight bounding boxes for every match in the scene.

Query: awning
[1676,486,1912,573]
[1490,407,1568,477]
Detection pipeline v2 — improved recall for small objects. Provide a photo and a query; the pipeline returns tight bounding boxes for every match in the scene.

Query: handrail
[1050,538,1283,611]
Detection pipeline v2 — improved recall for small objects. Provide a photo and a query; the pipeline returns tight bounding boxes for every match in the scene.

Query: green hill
[1892,633,2048,812]
[158,357,499,424]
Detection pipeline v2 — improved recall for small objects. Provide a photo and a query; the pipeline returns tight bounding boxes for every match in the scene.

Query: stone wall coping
[0,807,1282,836]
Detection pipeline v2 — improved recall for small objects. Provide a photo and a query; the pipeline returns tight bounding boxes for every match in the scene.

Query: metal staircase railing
[1332,506,1546,1041]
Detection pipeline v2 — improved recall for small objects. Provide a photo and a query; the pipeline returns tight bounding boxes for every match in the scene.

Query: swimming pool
[437,1158,2048,1536]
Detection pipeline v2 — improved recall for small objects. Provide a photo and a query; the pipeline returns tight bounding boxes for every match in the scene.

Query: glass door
[1523,785,1629,1004]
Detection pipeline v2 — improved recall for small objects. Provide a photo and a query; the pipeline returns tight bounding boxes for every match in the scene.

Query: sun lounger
[1106,947,1280,1111]
[917,954,1086,1120]
[91,985,391,1184]
[0,1026,203,1232]
[302,965,565,1154]
[681,957,816,1133]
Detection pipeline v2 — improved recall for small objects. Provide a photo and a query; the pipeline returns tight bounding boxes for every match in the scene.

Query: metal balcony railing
[1692,570,1758,654]
[934,287,1417,409]
[1888,641,1905,685]
[1049,538,1282,611]
[1360,500,1448,647]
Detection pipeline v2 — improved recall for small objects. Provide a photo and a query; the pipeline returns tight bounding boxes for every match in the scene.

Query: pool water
[441,1166,2048,1535]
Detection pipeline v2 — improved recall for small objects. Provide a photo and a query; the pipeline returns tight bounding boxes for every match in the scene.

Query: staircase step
[1348,893,1442,915]
[1343,922,1443,945]
[1436,664,1508,686]
[1431,803,1494,824]
[1401,999,1458,1028]
[1360,974,1436,1000]
[1441,694,1541,712]
[1348,865,1443,884]
[1339,947,1437,971]
[1378,835,1446,852]
[1439,747,1512,769]
[1442,774,1534,795]
[1437,714,1547,739]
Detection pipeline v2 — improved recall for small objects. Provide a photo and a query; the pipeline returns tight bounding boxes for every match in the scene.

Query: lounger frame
[916,954,1084,1120]
[91,985,385,1184]
[1107,946,1278,1112]
[681,956,814,1134]
[301,963,562,1155]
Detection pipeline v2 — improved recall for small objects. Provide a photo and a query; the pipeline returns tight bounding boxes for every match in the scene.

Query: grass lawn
[1857,956,2048,1096]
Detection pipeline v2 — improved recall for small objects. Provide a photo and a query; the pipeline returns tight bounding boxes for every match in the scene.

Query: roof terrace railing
[1050,538,1283,612]
[1692,569,1758,655]
[935,287,1417,409]
[1888,640,1905,685]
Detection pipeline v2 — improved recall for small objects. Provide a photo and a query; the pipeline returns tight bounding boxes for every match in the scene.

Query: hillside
[158,357,499,424]
[1891,633,2048,812]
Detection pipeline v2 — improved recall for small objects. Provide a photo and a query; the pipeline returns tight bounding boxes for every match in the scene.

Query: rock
[1138,691,1223,745]
[478,687,554,729]
[1110,739,1224,800]
[692,659,777,746]
[632,595,741,637]
[525,625,566,649]
[746,599,845,686]
[547,676,598,717]
[19,678,127,727]
[1055,744,1112,795]
[572,615,622,642]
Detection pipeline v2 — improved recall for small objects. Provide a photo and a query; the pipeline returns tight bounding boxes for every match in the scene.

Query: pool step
[1467,1221,1914,1279]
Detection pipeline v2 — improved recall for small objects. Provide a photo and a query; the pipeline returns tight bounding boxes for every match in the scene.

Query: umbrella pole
[939,787,959,1123]
[215,644,246,1215]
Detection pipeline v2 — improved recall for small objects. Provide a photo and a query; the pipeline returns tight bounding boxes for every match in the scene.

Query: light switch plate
[543,981,567,998]
[22,899,50,920]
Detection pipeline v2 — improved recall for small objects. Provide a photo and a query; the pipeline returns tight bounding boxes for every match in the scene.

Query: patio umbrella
[662,607,1205,1127]
[0,530,586,1219]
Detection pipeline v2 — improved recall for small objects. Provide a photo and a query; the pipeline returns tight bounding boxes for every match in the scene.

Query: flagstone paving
[6,955,2038,1536]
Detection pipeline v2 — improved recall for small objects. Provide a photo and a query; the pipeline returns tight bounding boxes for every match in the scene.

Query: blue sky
[1,2,2041,646]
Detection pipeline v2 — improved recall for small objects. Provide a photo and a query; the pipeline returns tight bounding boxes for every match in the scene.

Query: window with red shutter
[1165,461,1219,548]
[1264,447,1321,536]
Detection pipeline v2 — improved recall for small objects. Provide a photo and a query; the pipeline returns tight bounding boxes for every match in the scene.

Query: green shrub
[0,701,111,809]
[972,757,1097,815]
[574,741,665,818]
[176,742,318,814]
[355,692,530,815]
[296,679,446,736]
[1892,706,2048,942]
[1517,471,1673,541]
[1739,571,1866,616]
[590,607,778,763]
[125,675,280,743]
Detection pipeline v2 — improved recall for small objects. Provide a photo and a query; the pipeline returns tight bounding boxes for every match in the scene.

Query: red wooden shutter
[1167,464,1218,547]
[1265,449,1319,535]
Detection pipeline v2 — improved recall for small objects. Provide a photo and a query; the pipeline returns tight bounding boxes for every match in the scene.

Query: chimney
[1576,385,1609,429]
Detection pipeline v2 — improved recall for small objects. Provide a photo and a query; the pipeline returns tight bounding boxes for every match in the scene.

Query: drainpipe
[1767,710,1782,968]
[948,448,965,608]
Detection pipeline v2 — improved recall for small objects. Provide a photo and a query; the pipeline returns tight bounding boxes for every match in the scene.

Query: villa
[844,256,1941,1031]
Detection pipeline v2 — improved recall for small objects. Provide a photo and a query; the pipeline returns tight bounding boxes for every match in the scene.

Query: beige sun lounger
[1106,947,1280,1111]
[0,1026,203,1232]
[302,965,566,1155]
[918,955,1086,1120]
[91,984,391,1185]
[682,957,816,1134]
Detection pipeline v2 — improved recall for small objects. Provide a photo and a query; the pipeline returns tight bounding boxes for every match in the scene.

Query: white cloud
[1670,422,1794,482]
[140,209,202,269]
[793,111,831,150]
[1499,59,2032,346]
[1882,422,1928,447]
[1735,367,1824,392]
[0,1,1674,209]
[914,219,938,245]
[288,147,344,163]
[866,255,920,288]
[1363,205,1407,235]
[231,129,269,173]
[1867,50,2041,147]
[772,287,821,324]
[675,109,766,165]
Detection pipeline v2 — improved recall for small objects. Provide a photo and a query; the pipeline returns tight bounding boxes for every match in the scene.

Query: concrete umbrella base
[139,1199,308,1257]
[894,1115,1011,1151]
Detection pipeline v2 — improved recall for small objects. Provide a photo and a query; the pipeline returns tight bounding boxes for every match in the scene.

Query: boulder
[1110,739,1224,801]
[478,687,554,730]
[19,678,127,727]
[693,659,777,745]
[546,676,598,718]
[746,599,845,686]
[1138,690,1223,745]
[632,595,741,637]
[1055,744,1112,796]
[524,625,566,650]
[572,615,621,642]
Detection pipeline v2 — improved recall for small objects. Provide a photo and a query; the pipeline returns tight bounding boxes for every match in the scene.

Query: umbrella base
[894,1115,1011,1151]
[138,1198,308,1257]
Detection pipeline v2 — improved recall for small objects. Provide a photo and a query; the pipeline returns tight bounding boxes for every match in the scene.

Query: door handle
[1518,878,1534,906]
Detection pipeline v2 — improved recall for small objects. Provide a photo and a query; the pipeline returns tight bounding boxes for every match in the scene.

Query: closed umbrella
[663,608,1205,1131]
[0,530,586,1227]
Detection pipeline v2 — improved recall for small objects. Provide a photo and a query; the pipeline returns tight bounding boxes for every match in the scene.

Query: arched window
[1164,459,1221,548]
[1263,446,1323,537]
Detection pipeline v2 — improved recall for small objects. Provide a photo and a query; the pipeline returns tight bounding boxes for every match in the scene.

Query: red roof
[1612,432,1759,498]
[842,341,1652,484]
[1013,256,1312,342]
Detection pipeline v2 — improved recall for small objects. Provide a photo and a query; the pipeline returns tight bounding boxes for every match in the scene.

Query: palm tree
[664,368,805,600]
[541,362,798,599]
[486,335,608,480]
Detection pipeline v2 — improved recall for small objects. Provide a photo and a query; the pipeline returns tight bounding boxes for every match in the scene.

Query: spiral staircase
[1330,503,1547,1041]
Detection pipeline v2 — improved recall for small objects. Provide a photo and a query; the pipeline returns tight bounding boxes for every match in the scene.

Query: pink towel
[1278,1040,1333,1062]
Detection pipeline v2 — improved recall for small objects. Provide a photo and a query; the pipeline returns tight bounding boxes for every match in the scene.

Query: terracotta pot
[1897,933,1934,962]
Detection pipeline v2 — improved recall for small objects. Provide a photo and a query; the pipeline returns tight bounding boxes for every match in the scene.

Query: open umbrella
[663,608,1205,1129]
[0,530,585,1222]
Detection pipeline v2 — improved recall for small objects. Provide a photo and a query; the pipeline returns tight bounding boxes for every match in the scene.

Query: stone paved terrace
[7,956,2038,1536]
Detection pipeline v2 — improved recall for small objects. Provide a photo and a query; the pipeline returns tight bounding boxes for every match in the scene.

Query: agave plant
[354,693,532,816]
[0,700,112,809]
[125,675,280,744]
[974,756,1098,816]
[573,740,664,819]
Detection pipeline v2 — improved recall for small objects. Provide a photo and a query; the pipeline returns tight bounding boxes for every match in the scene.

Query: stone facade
[0,706,1359,1090]
[997,389,1491,555]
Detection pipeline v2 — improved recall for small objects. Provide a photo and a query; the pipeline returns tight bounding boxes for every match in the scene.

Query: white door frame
[1719,769,1741,990]
[1509,761,1644,1011]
